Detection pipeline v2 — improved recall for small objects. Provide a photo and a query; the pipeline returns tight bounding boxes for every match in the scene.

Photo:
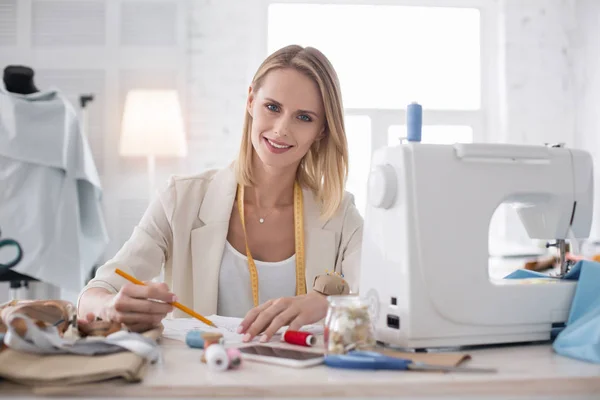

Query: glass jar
[324,295,376,354]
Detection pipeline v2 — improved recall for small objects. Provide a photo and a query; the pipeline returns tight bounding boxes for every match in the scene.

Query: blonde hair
[235,45,348,221]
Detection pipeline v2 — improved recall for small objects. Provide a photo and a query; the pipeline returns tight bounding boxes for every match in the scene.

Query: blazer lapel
[190,166,237,315]
[302,188,336,292]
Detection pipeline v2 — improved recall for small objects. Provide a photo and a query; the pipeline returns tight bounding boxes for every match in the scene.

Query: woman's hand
[237,292,328,343]
[97,282,175,332]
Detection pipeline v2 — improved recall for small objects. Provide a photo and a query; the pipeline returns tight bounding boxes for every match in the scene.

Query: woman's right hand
[100,282,176,332]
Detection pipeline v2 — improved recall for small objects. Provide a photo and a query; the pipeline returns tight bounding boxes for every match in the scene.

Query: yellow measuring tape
[237,182,306,307]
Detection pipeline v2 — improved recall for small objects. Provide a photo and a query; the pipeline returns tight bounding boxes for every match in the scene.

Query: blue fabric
[504,261,600,364]
[552,261,600,363]
[503,269,552,280]
[503,263,581,280]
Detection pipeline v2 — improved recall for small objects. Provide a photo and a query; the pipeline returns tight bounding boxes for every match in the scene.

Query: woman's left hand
[237,292,328,343]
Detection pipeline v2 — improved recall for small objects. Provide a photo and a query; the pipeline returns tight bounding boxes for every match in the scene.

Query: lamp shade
[119,89,187,157]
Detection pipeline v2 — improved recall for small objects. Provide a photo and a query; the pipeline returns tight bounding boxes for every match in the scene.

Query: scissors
[0,227,23,271]
[324,351,497,373]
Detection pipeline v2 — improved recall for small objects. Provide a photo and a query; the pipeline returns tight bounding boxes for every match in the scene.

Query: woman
[77,45,363,343]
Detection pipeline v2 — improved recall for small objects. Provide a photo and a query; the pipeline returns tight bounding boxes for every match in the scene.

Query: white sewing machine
[360,143,594,349]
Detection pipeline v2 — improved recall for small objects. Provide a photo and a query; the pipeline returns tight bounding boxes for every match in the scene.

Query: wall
[498,0,600,242]
[500,0,577,146]
[185,0,266,174]
[573,0,600,240]
[0,0,190,302]
[2,0,600,300]
[498,0,579,243]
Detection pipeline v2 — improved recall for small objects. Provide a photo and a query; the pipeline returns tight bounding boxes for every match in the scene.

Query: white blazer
[80,165,364,317]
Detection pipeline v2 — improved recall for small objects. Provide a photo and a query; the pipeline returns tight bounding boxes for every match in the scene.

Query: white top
[217,241,297,318]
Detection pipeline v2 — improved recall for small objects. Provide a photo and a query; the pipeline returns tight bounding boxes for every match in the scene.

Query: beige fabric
[79,164,364,318]
[0,328,161,387]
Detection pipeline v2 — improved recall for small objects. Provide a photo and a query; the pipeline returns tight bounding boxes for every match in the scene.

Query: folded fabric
[504,261,600,364]
[552,261,600,363]
[0,298,163,386]
[4,313,159,362]
[0,324,162,387]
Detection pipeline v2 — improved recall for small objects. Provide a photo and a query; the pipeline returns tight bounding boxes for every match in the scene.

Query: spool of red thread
[283,330,316,347]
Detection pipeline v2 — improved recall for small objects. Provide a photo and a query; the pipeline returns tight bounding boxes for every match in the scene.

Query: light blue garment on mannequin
[0,82,108,292]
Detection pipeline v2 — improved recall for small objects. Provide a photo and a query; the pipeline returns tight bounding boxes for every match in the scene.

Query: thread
[205,344,229,372]
[186,331,224,349]
[283,330,316,347]
[226,347,242,369]
[185,331,205,349]
[199,332,225,363]
[407,102,422,142]
[203,332,224,347]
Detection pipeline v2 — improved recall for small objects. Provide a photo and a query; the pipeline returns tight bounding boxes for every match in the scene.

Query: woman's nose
[274,117,291,136]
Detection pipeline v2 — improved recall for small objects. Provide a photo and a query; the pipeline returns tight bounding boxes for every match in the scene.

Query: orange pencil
[115,268,217,328]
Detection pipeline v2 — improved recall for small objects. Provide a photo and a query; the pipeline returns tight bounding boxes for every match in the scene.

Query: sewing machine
[360,143,594,349]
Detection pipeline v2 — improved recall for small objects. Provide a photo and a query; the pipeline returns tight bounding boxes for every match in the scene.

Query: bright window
[268,1,489,216]
[345,115,372,214]
[268,3,481,110]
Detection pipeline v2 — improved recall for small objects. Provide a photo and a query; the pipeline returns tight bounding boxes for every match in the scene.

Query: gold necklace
[256,207,276,224]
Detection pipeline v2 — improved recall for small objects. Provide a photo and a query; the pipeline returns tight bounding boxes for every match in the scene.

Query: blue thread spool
[186,330,207,349]
[186,330,225,349]
[407,102,422,142]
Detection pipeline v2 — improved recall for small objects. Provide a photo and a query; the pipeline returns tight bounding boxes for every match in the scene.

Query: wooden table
[1,337,599,399]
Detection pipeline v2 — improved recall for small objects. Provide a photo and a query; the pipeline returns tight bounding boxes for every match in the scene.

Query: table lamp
[119,89,187,199]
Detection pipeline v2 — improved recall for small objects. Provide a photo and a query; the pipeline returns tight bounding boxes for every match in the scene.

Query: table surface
[2,337,600,399]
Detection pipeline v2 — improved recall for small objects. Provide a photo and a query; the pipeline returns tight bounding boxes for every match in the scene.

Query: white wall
[0,0,190,301]
[2,0,600,300]
[497,0,600,242]
[500,0,577,147]
[186,0,265,174]
[573,0,600,240]
[498,0,578,243]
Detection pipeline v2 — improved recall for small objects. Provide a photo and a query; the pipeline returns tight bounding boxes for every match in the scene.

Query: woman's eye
[266,104,279,112]
[298,115,312,122]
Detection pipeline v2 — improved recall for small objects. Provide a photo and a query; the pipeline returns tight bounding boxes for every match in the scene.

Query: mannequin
[3,65,39,94]
[0,63,107,301]
[0,65,41,298]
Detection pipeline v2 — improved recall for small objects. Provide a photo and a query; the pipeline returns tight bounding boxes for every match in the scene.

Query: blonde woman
[77,45,363,343]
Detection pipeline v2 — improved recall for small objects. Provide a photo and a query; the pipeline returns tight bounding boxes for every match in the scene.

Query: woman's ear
[246,85,254,117]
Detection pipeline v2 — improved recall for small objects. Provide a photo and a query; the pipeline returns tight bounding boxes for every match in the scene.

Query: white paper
[161,315,323,344]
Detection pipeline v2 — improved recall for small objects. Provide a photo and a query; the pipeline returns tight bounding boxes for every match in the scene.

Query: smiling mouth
[264,137,293,149]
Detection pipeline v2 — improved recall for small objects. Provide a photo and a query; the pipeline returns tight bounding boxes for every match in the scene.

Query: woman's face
[247,68,325,171]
